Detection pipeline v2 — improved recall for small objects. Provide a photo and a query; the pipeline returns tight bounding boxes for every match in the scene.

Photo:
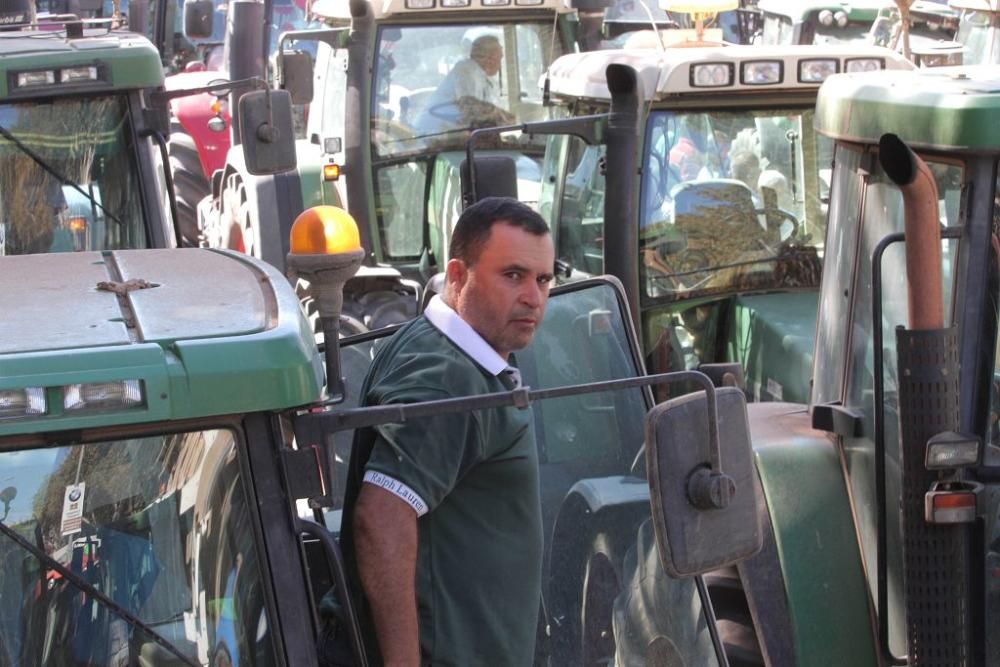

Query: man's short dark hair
[449,197,549,265]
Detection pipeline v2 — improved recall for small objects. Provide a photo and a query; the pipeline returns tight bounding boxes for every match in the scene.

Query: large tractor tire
[704,567,764,667]
[168,123,210,246]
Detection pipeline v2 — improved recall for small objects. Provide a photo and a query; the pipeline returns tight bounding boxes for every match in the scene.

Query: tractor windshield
[636,107,831,301]
[956,9,1000,65]
[0,428,278,666]
[0,96,147,256]
[368,20,562,262]
[371,21,560,158]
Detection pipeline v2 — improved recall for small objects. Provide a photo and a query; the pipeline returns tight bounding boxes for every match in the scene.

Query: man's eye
[506,271,523,281]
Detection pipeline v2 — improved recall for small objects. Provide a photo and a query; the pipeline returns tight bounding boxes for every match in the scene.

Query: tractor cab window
[368,21,563,263]
[638,107,830,303]
[371,22,559,156]
[957,9,1000,65]
[0,429,277,666]
[832,151,963,656]
[0,96,147,256]
[538,134,608,279]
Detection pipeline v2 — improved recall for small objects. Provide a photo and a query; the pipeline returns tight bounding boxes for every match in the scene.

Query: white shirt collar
[424,294,509,376]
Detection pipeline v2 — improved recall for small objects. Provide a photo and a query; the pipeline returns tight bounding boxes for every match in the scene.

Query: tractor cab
[524,44,911,405]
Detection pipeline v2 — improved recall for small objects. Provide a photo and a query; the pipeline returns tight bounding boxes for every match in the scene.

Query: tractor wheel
[704,566,764,667]
[580,532,621,667]
[168,124,210,246]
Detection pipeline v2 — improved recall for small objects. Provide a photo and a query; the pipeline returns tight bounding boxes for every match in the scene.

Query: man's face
[476,47,503,77]
[449,222,555,359]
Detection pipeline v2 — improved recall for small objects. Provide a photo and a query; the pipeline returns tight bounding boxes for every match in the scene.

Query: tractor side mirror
[183,0,215,39]
[239,90,297,175]
[646,386,763,576]
[281,51,315,105]
[460,155,518,206]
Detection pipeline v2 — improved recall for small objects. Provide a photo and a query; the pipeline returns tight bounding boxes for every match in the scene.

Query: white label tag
[60,483,86,536]
[766,378,783,401]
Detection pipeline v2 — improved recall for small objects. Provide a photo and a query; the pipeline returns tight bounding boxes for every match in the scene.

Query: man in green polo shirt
[343,197,554,666]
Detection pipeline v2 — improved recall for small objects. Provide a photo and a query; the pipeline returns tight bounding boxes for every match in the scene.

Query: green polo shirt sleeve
[363,349,488,513]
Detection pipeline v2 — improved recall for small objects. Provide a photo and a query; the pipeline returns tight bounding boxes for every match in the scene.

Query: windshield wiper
[0,520,199,667]
[0,123,125,229]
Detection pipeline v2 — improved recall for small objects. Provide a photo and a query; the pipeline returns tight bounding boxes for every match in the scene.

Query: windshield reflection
[0,430,276,666]
[0,96,146,256]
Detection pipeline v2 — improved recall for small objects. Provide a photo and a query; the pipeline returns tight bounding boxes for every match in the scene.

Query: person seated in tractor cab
[416,35,514,135]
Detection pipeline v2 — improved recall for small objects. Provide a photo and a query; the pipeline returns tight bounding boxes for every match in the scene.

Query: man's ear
[445,258,468,296]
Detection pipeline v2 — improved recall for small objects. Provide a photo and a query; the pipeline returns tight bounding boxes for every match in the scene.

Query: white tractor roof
[545,43,914,103]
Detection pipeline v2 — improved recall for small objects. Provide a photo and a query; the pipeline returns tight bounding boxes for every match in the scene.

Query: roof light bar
[440,0,471,6]
[404,0,434,8]
[0,387,47,420]
[516,0,544,5]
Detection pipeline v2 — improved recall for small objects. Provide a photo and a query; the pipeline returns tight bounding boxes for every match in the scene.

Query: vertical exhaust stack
[878,133,970,666]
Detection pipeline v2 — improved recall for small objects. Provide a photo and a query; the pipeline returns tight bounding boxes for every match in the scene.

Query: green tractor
[0,0,295,256]
[608,64,1000,665]
[0,208,767,665]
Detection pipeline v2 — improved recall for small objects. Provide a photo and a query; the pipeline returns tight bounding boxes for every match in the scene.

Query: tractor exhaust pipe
[878,133,944,331]
[879,134,970,666]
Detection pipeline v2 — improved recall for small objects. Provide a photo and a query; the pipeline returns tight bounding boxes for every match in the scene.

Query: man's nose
[518,280,545,308]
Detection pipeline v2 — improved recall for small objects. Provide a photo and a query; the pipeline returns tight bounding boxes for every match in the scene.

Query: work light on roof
[515,0,544,5]
[741,61,782,85]
[64,380,144,413]
[845,57,884,73]
[61,66,99,83]
[691,63,733,88]
[405,0,434,8]
[798,58,838,83]
[440,0,471,6]
[483,0,511,6]
[0,387,46,420]
[16,71,56,88]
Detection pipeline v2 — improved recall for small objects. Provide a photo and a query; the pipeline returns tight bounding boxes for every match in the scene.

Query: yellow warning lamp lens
[67,217,87,232]
[323,163,341,181]
[289,205,362,255]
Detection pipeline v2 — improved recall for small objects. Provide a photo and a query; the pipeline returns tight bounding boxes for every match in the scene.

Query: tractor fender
[221,148,304,273]
[166,70,232,177]
[744,402,878,667]
[545,476,651,662]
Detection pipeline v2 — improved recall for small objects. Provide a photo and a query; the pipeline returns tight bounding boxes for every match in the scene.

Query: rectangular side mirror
[238,90,297,176]
[646,386,764,577]
[183,0,215,39]
[281,51,315,105]
[460,155,517,206]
